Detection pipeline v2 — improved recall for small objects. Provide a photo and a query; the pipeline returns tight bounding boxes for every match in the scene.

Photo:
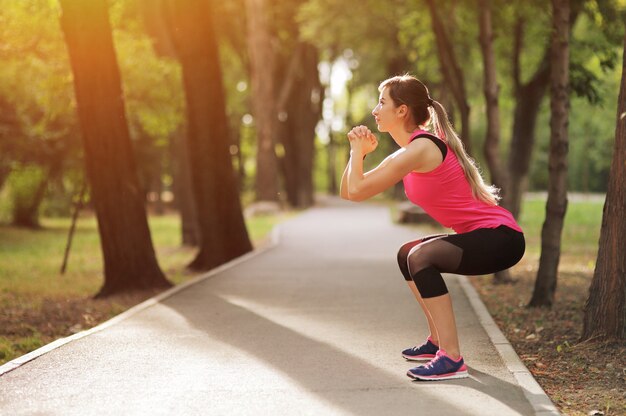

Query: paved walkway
[0,198,558,415]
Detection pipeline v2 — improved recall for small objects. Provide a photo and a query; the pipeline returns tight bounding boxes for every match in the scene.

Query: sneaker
[406,349,469,381]
[402,336,439,361]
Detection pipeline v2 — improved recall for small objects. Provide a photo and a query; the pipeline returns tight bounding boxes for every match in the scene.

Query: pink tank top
[402,129,522,234]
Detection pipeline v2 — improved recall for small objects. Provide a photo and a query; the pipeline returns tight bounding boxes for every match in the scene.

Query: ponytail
[429,100,500,205]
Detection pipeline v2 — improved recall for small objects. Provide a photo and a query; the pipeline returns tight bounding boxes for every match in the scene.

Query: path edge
[0,226,282,377]
[456,275,561,416]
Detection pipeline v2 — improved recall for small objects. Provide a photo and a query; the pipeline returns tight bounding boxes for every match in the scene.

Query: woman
[340,74,524,381]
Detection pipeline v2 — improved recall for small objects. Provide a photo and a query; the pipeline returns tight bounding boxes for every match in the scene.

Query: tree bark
[478,0,507,190]
[0,162,10,193]
[138,0,200,247]
[581,31,626,341]
[170,126,200,246]
[277,43,322,208]
[424,0,472,155]
[59,0,171,296]
[480,1,512,285]
[529,0,570,308]
[246,0,280,202]
[10,162,61,228]
[164,0,252,270]
[503,6,581,219]
[502,58,551,219]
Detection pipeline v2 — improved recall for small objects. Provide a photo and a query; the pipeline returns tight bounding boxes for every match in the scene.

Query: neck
[390,125,421,147]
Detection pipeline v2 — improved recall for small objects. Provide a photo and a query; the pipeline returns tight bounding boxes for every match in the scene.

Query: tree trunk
[529,0,570,308]
[424,0,472,155]
[11,167,48,228]
[278,43,322,208]
[170,126,200,246]
[246,0,279,203]
[139,0,199,246]
[327,132,338,195]
[478,0,514,284]
[59,0,171,297]
[503,6,581,219]
[478,0,507,190]
[581,31,626,341]
[164,0,252,270]
[0,163,10,193]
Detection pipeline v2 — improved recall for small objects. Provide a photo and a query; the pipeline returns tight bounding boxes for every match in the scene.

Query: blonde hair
[379,75,500,205]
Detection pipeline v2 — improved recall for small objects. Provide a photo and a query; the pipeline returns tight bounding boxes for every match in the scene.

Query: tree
[424,0,472,154]
[272,1,323,208]
[276,42,323,208]
[164,0,253,270]
[59,0,171,296]
[478,0,507,190]
[137,0,200,246]
[246,0,280,203]
[478,0,516,284]
[581,30,626,341]
[502,15,552,220]
[529,0,570,307]
[502,3,583,219]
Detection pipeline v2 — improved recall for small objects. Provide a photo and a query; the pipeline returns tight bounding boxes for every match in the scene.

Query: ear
[396,104,409,118]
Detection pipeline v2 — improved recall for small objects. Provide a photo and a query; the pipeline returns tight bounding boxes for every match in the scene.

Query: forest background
[0,1,625,414]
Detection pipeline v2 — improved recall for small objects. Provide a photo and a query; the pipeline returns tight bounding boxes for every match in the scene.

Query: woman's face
[372,87,402,132]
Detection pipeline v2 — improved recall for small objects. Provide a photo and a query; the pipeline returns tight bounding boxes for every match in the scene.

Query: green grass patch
[518,195,604,263]
[0,211,289,298]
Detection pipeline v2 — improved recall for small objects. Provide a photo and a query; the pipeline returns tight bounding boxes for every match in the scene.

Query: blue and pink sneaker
[402,336,439,361]
[406,349,469,381]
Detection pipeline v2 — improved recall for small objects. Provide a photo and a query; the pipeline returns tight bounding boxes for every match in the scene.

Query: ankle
[427,335,439,346]
[443,349,461,361]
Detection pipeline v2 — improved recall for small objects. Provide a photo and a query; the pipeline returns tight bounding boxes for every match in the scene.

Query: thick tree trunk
[139,0,199,246]
[59,0,171,296]
[164,0,252,270]
[278,43,322,208]
[424,0,472,155]
[529,0,570,308]
[581,32,626,341]
[246,0,279,203]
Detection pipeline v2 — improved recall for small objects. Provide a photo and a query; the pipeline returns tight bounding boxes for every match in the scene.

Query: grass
[0,210,288,365]
[517,194,604,263]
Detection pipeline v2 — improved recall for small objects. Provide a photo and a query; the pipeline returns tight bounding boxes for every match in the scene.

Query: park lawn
[0,211,286,365]
[470,195,626,416]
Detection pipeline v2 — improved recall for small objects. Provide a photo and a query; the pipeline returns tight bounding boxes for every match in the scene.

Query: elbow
[347,186,367,202]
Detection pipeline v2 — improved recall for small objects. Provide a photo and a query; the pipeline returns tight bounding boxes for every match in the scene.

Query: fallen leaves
[471,268,626,416]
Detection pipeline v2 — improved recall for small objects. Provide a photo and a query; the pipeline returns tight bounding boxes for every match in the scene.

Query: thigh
[442,226,525,275]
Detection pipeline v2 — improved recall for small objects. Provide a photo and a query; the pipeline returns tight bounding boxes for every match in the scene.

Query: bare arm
[341,126,434,202]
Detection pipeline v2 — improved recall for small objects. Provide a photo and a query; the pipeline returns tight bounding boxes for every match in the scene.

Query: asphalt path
[0,198,557,415]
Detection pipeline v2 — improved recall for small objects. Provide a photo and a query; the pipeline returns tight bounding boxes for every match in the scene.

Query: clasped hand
[347,125,378,156]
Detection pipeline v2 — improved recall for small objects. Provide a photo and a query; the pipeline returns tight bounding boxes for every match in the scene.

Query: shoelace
[411,340,431,352]
[423,351,445,369]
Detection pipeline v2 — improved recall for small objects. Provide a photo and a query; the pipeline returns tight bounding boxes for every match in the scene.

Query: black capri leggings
[397,225,525,298]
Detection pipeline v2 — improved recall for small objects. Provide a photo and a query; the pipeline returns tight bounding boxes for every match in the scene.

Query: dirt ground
[0,291,156,364]
[471,262,626,416]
